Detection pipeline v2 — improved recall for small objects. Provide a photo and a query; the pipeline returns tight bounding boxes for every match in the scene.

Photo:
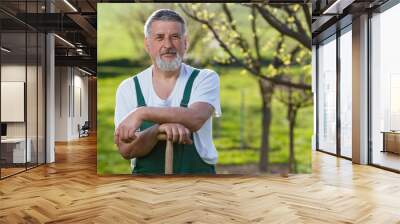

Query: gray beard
[155,54,182,72]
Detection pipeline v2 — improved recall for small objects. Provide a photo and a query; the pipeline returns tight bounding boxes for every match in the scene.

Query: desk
[382,131,400,154]
[1,138,31,163]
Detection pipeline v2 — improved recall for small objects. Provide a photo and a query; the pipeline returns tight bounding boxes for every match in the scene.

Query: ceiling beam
[55,55,96,73]
[322,0,356,15]
[67,13,97,46]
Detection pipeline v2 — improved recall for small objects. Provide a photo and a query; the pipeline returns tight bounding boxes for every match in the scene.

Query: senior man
[114,9,221,174]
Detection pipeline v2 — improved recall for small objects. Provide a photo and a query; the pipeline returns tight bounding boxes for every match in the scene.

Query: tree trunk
[258,79,274,172]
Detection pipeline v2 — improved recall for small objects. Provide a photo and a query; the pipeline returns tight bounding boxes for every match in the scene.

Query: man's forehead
[151,21,183,34]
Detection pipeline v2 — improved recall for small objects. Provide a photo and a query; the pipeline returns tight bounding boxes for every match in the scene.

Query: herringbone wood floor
[1,134,400,223]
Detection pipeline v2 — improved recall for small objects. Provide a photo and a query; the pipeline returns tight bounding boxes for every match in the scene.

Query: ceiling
[311,0,389,43]
[0,0,97,74]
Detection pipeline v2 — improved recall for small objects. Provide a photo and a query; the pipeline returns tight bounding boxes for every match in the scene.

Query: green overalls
[132,69,216,175]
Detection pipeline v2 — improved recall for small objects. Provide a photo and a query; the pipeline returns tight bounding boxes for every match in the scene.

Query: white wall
[54,66,89,141]
[73,71,89,137]
[55,66,69,141]
[1,66,26,134]
[1,65,33,138]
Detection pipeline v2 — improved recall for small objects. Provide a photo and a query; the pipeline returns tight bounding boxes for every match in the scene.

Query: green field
[97,65,312,174]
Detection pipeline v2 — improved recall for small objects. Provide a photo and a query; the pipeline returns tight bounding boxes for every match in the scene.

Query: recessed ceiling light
[1,47,11,53]
[63,0,78,12]
[78,67,92,76]
[322,0,354,15]
[54,34,75,48]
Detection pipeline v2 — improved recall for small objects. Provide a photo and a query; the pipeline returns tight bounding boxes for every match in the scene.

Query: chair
[79,121,90,138]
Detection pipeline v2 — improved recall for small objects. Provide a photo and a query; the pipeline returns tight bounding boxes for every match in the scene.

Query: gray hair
[144,9,187,38]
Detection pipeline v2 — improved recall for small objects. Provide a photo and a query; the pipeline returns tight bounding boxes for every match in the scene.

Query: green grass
[97,66,312,174]
[97,66,145,174]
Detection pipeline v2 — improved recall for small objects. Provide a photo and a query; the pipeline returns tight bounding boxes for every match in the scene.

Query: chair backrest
[82,121,90,129]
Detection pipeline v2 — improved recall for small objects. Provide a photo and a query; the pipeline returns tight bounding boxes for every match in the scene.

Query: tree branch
[179,4,258,75]
[302,3,312,34]
[222,3,259,73]
[180,4,311,91]
[255,4,311,50]
[290,46,302,64]
[283,5,307,40]
[251,5,261,67]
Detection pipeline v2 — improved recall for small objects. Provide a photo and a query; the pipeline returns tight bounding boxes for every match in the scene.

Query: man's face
[145,20,187,71]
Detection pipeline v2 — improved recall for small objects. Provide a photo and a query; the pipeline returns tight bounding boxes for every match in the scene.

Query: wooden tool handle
[157,133,173,175]
[157,133,167,141]
[165,140,173,174]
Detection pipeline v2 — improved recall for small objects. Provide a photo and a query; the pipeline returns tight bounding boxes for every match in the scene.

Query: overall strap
[180,69,200,108]
[133,76,146,107]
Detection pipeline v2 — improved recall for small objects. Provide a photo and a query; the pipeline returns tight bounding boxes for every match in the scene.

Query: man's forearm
[117,124,159,159]
[136,103,213,132]
[115,103,213,143]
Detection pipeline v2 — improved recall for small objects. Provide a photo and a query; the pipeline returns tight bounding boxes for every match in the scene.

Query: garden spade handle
[157,133,173,174]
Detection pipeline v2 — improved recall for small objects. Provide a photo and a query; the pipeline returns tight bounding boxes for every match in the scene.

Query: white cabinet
[1,138,32,163]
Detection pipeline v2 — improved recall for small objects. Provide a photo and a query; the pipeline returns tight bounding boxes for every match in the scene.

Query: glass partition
[317,35,337,154]
[0,1,46,179]
[1,30,28,178]
[370,3,400,171]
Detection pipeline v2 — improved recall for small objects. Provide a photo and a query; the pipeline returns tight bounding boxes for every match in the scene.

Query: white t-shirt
[114,63,221,165]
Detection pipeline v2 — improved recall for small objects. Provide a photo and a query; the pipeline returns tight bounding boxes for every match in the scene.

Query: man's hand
[115,109,144,145]
[158,123,193,145]
[115,124,160,159]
